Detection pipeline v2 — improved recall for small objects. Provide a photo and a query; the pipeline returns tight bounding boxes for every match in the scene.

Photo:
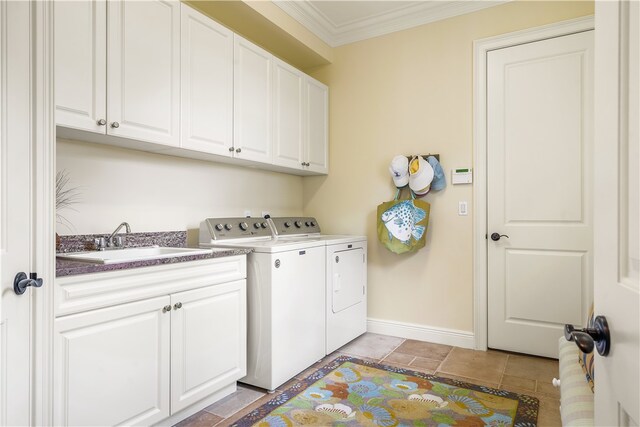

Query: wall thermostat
[452,168,473,184]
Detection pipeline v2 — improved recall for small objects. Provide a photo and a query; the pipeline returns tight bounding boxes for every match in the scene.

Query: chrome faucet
[95,222,131,250]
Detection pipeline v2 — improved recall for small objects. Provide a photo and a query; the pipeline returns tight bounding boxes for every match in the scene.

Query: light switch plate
[458,201,468,216]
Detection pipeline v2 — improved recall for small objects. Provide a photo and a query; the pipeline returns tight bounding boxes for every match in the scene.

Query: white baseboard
[367,318,475,349]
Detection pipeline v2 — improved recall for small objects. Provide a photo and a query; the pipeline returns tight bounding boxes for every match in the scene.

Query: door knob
[14,272,43,295]
[564,315,611,356]
[490,233,509,241]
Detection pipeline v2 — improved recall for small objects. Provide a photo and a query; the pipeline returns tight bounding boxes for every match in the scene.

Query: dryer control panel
[270,217,321,236]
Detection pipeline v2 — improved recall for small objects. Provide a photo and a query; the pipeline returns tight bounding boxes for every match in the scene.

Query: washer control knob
[294,221,302,228]
[305,221,311,227]
[310,221,316,227]
[215,224,224,231]
[224,223,233,231]
[284,222,292,228]
[261,222,268,229]
[239,222,248,231]
[254,222,261,229]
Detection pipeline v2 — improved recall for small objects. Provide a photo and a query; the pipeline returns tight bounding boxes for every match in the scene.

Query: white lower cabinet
[54,278,247,426]
[170,280,246,413]
[54,296,171,426]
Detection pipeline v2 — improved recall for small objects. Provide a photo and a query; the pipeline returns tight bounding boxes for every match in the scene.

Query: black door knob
[14,272,43,295]
[564,315,611,356]
[490,233,510,241]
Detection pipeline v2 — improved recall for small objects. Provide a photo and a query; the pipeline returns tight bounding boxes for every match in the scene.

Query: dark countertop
[56,247,252,278]
[55,231,251,278]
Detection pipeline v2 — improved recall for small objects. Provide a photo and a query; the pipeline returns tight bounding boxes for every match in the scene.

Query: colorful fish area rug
[232,356,539,427]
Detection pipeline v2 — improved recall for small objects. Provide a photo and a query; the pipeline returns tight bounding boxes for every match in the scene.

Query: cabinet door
[181,4,233,156]
[272,58,304,169]
[54,296,171,426]
[170,280,247,413]
[54,0,107,133]
[233,35,272,164]
[107,0,180,146]
[305,77,329,174]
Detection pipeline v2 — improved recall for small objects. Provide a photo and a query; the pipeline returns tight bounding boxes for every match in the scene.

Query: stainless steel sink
[56,245,221,264]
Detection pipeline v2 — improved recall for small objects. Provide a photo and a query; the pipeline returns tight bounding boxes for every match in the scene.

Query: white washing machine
[269,217,368,354]
[199,218,326,391]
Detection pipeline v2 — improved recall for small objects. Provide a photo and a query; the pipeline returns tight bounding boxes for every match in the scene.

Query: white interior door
[0,2,35,425]
[487,31,594,358]
[594,1,640,425]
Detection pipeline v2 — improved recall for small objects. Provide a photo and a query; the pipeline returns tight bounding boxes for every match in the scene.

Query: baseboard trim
[367,318,475,349]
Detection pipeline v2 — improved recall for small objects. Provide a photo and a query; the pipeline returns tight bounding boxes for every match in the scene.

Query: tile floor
[174,333,561,427]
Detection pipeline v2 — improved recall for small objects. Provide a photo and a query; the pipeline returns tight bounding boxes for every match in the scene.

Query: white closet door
[54,0,107,133]
[181,4,233,156]
[487,31,594,358]
[233,35,272,164]
[107,0,180,146]
[272,58,304,169]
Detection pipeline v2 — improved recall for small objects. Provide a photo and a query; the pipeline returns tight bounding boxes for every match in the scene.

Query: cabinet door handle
[110,121,120,129]
[162,305,172,313]
[96,118,106,126]
[235,147,242,153]
[228,146,234,152]
[173,302,182,310]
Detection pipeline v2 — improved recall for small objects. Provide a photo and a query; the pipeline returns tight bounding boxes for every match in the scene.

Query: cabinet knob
[235,148,242,153]
[96,119,107,126]
[301,162,305,166]
[228,146,234,152]
[162,305,172,313]
[174,302,182,310]
[110,121,120,129]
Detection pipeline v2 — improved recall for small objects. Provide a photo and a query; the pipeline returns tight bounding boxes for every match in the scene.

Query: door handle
[564,315,610,356]
[490,233,509,241]
[13,272,43,295]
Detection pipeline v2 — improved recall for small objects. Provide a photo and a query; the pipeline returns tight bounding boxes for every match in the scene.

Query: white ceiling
[275,0,510,47]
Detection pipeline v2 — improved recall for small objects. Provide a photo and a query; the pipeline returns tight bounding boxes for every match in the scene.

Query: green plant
[56,170,81,230]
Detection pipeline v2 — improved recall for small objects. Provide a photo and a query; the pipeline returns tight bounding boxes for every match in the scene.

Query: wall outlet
[458,201,468,216]
[243,209,251,218]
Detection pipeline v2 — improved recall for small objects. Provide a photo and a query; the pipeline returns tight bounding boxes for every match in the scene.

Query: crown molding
[275,1,511,47]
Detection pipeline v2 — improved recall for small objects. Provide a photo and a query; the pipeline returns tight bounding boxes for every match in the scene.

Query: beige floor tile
[536,380,561,398]
[409,356,441,371]
[220,391,283,426]
[382,352,414,365]
[173,411,223,427]
[437,347,508,384]
[338,333,404,360]
[501,374,536,392]
[433,372,500,389]
[394,339,452,360]
[204,385,265,418]
[536,394,562,426]
[504,354,559,382]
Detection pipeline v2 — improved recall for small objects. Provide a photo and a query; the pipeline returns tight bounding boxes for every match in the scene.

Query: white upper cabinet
[305,77,329,174]
[233,35,273,164]
[108,0,180,146]
[54,0,107,133]
[272,58,305,169]
[180,4,233,156]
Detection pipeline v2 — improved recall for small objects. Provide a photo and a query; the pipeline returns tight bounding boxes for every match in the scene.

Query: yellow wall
[303,1,594,332]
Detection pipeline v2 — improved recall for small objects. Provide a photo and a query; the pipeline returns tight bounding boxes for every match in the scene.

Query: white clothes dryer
[269,217,368,354]
[199,218,326,391]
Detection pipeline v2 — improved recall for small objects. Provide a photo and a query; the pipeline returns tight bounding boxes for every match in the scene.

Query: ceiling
[275,0,509,47]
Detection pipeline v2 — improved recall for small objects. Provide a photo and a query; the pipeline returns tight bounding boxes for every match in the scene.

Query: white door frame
[472,16,594,351]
